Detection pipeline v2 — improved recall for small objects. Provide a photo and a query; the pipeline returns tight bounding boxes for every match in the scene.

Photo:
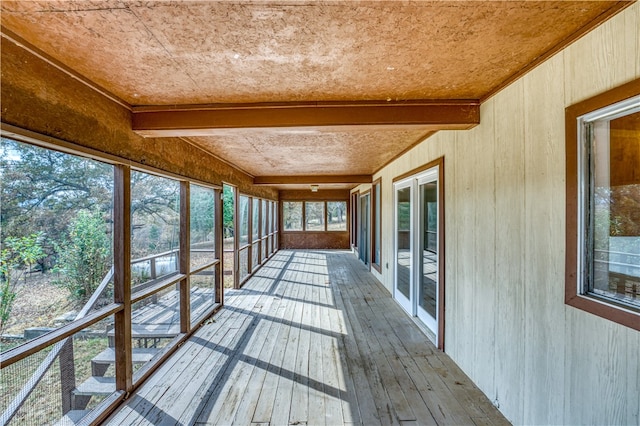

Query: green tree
[0,247,19,336]
[1,138,112,252]
[55,210,111,304]
[0,233,46,334]
[223,185,234,238]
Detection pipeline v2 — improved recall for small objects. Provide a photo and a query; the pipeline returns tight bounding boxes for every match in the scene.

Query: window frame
[565,78,640,331]
[282,200,304,231]
[326,200,348,232]
[281,200,348,232]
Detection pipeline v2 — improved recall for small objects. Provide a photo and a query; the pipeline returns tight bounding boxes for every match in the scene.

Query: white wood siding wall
[357,3,640,424]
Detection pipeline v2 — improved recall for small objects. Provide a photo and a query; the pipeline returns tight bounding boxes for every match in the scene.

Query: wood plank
[269,278,307,426]
[332,288,379,426]
[190,274,284,425]
[107,305,242,424]
[288,263,312,425]
[205,276,289,425]
[493,79,525,425]
[306,272,327,425]
[250,275,301,423]
[224,271,296,425]
[341,287,399,425]
[113,165,132,392]
[319,279,343,426]
[104,251,509,426]
[523,53,566,425]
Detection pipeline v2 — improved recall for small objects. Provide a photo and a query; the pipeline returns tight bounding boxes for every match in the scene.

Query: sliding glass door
[394,165,442,344]
[417,178,438,331]
[359,192,371,265]
[394,183,412,313]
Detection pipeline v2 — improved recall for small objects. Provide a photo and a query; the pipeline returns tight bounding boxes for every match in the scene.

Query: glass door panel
[359,194,370,265]
[417,181,438,331]
[395,185,412,313]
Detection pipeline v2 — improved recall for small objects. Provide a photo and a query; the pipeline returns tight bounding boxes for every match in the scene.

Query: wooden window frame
[326,200,348,232]
[281,200,305,232]
[565,78,640,331]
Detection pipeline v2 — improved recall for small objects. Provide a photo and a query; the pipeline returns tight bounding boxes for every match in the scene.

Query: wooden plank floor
[105,250,510,426]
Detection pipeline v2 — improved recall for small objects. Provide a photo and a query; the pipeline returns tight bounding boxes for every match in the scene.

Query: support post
[180,181,191,334]
[215,189,223,306]
[234,190,240,289]
[114,165,132,392]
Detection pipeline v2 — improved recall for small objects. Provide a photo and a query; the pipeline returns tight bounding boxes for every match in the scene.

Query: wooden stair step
[54,410,90,425]
[91,347,158,366]
[73,376,115,396]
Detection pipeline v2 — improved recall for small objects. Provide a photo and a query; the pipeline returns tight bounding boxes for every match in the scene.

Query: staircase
[72,347,159,402]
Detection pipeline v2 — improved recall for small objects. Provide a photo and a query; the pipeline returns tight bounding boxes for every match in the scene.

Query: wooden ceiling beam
[254,175,372,185]
[131,101,479,137]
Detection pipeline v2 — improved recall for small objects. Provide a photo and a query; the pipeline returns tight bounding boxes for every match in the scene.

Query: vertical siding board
[566,311,631,425]
[565,5,638,105]
[453,128,477,376]
[522,53,566,426]
[630,329,640,425]
[493,80,526,425]
[440,132,458,357]
[472,101,497,396]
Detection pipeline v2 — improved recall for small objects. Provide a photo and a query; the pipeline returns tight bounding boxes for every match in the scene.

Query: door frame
[392,157,446,350]
[359,191,371,266]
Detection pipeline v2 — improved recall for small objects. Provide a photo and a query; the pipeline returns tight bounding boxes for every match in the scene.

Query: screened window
[0,138,114,342]
[252,198,260,241]
[262,199,268,238]
[190,184,216,271]
[283,202,303,231]
[566,82,640,331]
[239,195,249,246]
[130,171,180,290]
[305,202,325,231]
[327,201,347,231]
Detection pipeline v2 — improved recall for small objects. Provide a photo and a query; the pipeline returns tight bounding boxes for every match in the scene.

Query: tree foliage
[0,233,46,334]
[223,185,234,238]
[1,138,112,259]
[54,210,111,304]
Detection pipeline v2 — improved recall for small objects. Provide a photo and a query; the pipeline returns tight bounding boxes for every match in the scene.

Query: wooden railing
[1,267,116,424]
[0,229,276,425]
[0,246,215,425]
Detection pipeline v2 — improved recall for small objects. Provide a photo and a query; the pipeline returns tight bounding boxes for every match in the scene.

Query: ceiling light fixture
[310,185,319,192]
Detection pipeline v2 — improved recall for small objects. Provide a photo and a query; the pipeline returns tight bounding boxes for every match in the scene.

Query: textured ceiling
[0,0,628,183]
[187,128,432,176]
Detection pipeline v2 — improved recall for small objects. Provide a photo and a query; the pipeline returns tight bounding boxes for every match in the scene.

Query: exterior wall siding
[368,3,640,424]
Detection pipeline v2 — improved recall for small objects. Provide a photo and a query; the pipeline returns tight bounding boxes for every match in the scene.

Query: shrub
[55,210,110,304]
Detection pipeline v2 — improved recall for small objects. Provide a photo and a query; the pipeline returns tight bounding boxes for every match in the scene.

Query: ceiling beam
[131,101,479,137]
[254,175,372,186]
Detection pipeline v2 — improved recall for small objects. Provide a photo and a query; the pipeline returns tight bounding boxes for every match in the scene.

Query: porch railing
[0,246,215,425]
